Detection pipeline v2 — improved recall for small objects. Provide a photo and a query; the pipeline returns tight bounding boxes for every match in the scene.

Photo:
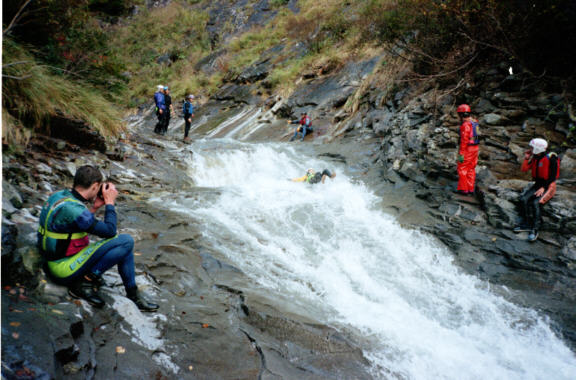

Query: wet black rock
[48,116,107,152]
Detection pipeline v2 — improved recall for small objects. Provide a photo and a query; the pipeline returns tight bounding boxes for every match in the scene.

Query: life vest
[306,172,322,184]
[300,116,311,127]
[531,153,560,181]
[470,121,480,145]
[459,120,480,146]
[38,190,89,261]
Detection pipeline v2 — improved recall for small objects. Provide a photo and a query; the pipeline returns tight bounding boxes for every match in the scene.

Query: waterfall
[150,139,576,379]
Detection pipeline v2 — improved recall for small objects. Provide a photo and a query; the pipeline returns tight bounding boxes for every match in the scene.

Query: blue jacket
[183,101,194,117]
[154,91,166,110]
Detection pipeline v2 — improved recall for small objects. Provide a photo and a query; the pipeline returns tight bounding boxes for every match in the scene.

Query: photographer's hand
[102,183,118,205]
[91,196,106,213]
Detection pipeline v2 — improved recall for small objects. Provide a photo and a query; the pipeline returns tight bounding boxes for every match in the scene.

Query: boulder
[212,83,254,104]
[483,192,518,228]
[48,116,107,152]
[561,237,576,261]
[482,113,508,125]
[236,58,271,84]
[560,149,576,181]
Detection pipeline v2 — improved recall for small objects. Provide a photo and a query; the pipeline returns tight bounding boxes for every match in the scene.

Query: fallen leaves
[116,346,126,354]
[15,367,34,377]
[51,309,64,315]
[201,323,210,329]
[9,322,21,327]
[14,367,35,377]
[12,332,20,339]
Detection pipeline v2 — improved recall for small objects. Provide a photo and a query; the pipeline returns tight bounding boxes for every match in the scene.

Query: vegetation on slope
[3,0,574,150]
[2,38,124,149]
[2,0,132,150]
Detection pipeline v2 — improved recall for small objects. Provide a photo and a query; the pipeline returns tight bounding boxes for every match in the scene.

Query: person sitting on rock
[37,165,159,311]
[513,138,560,242]
[292,168,336,184]
[289,112,313,142]
[455,104,480,195]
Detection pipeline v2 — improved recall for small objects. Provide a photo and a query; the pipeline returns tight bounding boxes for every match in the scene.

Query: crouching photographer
[37,165,158,311]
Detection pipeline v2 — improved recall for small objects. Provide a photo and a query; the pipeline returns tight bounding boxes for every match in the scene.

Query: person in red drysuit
[455,104,480,195]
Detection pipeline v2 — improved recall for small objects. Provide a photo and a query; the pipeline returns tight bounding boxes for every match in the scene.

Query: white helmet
[529,138,548,155]
[187,94,195,100]
[157,85,164,91]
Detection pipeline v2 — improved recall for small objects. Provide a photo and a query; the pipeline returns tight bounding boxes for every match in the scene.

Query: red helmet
[457,104,471,113]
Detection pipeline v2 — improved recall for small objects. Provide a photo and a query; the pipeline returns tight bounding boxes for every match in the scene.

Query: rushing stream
[148,137,576,380]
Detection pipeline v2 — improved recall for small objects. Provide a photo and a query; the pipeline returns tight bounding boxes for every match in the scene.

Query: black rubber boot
[68,273,105,308]
[126,287,159,312]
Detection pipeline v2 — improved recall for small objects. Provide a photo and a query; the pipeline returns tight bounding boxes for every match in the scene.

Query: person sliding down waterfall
[292,168,336,184]
[455,104,480,195]
[513,138,561,242]
[37,165,159,312]
[289,112,313,141]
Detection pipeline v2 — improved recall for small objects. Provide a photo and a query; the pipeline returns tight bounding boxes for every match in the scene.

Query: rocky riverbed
[2,126,376,378]
[3,56,576,378]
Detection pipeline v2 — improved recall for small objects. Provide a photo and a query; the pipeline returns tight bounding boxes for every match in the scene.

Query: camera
[97,183,110,199]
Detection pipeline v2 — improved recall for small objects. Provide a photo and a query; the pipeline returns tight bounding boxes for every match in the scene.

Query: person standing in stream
[154,85,166,134]
[183,94,195,142]
[160,86,173,135]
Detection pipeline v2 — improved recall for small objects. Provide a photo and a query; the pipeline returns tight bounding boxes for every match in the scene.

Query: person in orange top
[455,104,480,195]
[513,138,560,242]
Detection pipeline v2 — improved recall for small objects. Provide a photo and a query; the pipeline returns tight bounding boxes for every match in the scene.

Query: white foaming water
[151,140,576,380]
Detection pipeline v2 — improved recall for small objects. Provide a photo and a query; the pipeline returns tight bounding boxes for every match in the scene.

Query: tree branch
[2,60,32,68]
[3,0,34,35]
[2,74,32,80]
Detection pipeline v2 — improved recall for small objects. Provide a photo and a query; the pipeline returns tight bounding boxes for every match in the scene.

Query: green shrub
[270,0,290,7]
[109,2,211,105]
